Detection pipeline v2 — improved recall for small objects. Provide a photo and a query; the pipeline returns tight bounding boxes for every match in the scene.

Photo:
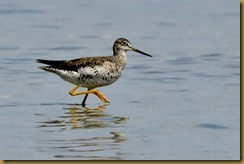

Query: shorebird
[37,38,152,106]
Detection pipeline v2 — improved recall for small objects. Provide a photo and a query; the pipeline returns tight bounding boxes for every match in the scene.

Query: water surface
[0,0,240,160]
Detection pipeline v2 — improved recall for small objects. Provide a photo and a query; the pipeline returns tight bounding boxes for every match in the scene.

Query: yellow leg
[69,85,110,103]
[93,89,110,103]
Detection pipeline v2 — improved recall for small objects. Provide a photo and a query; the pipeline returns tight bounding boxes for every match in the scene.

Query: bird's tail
[37,60,80,85]
[36,59,63,66]
[36,59,60,73]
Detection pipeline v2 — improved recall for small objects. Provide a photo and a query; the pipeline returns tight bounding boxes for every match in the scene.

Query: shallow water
[0,0,240,160]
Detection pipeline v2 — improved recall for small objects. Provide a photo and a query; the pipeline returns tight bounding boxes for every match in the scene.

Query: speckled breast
[78,65,122,89]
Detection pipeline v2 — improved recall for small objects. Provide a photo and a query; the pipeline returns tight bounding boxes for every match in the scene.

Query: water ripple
[191,72,230,78]
[200,53,224,61]
[196,124,228,129]
[47,46,87,51]
[166,57,199,65]
[0,47,20,51]
[0,9,44,14]
[38,131,127,159]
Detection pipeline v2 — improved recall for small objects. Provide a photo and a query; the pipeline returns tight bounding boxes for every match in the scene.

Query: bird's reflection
[38,104,128,129]
[62,104,128,129]
[36,104,129,159]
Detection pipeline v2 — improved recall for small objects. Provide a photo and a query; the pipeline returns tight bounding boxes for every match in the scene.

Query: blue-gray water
[0,0,240,160]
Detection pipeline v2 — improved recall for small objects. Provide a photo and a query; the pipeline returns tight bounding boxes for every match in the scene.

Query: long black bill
[133,48,153,57]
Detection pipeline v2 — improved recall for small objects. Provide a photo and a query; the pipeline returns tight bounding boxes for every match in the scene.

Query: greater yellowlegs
[37,38,152,106]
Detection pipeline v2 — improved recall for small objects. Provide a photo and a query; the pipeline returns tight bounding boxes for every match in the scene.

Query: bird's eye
[121,41,127,46]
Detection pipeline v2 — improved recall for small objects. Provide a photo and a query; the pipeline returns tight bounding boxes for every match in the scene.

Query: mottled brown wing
[36,56,113,72]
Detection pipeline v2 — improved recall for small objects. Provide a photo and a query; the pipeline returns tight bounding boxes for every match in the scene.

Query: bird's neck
[114,51,127,71]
